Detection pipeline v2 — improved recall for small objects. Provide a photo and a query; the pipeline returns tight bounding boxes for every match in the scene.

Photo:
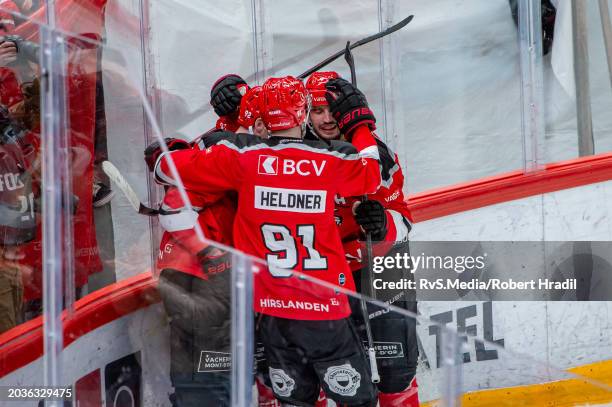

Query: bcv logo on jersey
[258,155,327,176]
[258,155,279,175]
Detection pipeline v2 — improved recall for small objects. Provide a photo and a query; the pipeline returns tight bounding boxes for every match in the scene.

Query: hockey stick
[102,161,159,216]
[191,15,414,146]
[298,15,414,79]
[344,41,380,384]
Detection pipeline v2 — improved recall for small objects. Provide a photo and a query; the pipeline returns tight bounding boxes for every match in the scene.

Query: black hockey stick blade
[137,202,160,216]
[102,161,159,216]
[298,14,414,79]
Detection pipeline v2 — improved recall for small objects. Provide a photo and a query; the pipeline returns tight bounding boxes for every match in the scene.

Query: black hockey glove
[354,200,387,241]
[197,246,232,276]
[144,138,191,172]
[325,78,376,137]
[210,74,249,117]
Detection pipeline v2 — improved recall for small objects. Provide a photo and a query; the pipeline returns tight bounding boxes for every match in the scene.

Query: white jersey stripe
[358,145,380,160]
[154,151,176,185]
[389,209,411,243]
[159,209,199,232]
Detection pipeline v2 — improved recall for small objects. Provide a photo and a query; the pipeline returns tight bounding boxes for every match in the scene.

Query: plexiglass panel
[1,2,611,407]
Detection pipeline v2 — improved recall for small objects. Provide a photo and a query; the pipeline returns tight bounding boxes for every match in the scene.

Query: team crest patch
[323,363,361,396]
[269,367,295,397]
[338,273,346,286]
[258,155,278,175]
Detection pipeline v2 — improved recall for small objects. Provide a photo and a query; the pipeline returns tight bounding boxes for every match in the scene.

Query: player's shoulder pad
[303,138,358,156]
[205,131,269,150]
[202,130,233,148]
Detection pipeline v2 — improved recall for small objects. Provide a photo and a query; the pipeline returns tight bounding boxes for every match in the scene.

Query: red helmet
[305,71,339,107]
[237,86,263,128]
[260,76,308,131]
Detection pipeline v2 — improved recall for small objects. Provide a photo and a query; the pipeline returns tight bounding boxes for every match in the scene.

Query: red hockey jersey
[156,187,236,279]
[155,128,381,320]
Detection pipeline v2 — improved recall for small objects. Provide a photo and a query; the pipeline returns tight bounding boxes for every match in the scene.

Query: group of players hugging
[146,71,419,407]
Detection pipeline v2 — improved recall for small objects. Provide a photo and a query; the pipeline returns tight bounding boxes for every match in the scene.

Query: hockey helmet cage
[237,86,263,128]
[305,71,339,107]
[260,76,308,131]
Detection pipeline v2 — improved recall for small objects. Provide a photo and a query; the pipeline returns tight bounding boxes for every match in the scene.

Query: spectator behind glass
[0,104,37,333]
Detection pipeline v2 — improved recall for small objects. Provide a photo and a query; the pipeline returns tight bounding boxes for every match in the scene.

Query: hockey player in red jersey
[236,85,269,138]
[154,75,382,406]
[143,81,279,407]
[145,135,237,407]
[237,84,285,407]
[305,72,419,407]
[142,74,245,407]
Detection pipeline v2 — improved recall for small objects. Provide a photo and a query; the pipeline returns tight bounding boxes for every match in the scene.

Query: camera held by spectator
[0,34,39,64]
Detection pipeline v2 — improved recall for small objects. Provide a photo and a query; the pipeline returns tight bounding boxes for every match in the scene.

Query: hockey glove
[210,74,249,117]
[197,246,232,276]
[325,78,376,137]
[144,138,191,172]
[354,199,387,241]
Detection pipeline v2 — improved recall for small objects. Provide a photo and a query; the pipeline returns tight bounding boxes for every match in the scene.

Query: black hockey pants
[157,262,232,407]
[350,240,418,394]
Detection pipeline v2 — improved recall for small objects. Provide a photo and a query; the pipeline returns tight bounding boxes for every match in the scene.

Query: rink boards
[412,176,612,401]
[1,298,610,405]
[1,170,611,405]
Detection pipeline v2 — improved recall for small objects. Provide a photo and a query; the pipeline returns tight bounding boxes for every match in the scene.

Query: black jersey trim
[209,132,363,160]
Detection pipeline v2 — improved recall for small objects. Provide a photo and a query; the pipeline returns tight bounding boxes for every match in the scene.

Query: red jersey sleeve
[154,138,241,193]
[364,136,413,243]
[158,188,208,254]
[336,126,381,198]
